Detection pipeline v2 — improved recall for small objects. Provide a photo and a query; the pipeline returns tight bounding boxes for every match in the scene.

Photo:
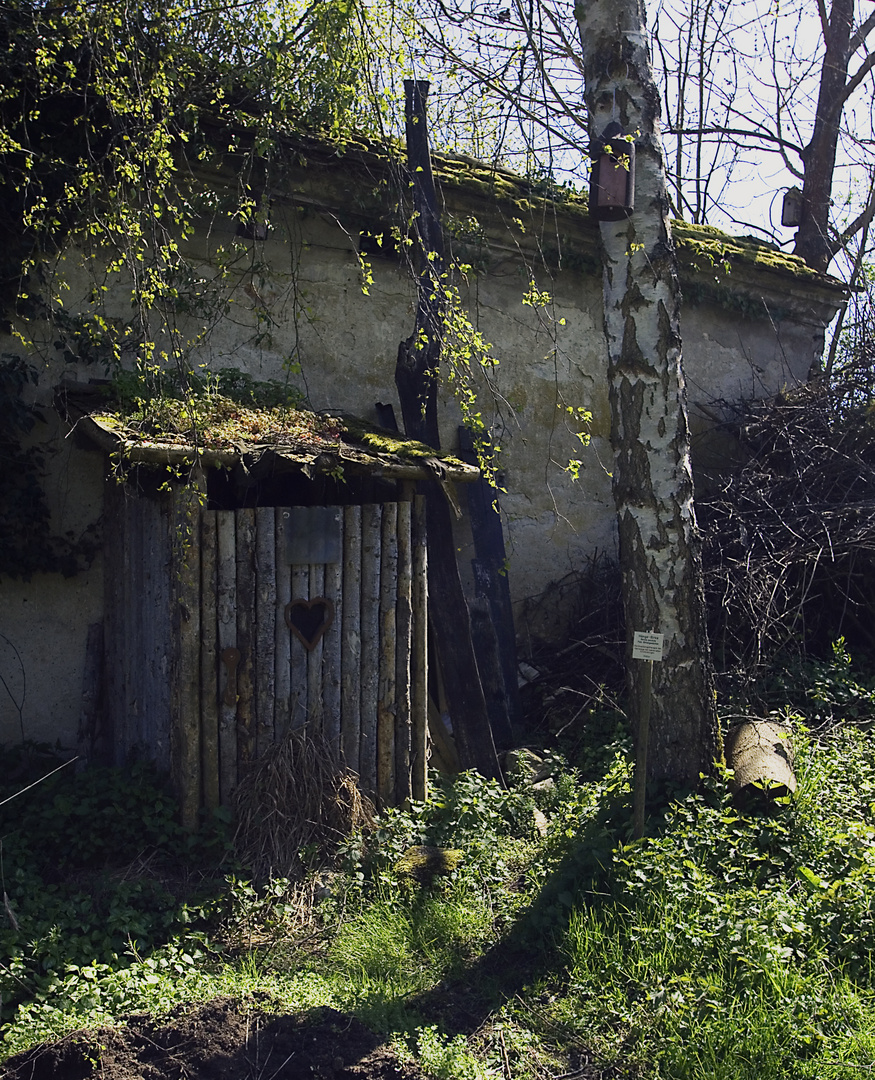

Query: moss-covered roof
[205,118,840,290]
[57,381,479,483]
[671,221,823,279]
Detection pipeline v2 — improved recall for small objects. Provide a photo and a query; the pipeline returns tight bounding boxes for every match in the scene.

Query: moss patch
[672,221,823,279]
[83,374,464,465]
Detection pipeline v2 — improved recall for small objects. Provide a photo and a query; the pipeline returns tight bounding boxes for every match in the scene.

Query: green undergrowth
[2,674,875,1078]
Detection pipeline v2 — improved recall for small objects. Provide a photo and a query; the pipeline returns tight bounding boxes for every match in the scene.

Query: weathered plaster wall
[173,194,839,641]
[0,150,845,749]
[0,398,105,748]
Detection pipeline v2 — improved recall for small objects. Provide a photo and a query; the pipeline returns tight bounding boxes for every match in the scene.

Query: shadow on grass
[358,781,694,1041]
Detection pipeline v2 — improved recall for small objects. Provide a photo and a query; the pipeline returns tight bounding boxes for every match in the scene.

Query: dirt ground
[0,1000,431,1080]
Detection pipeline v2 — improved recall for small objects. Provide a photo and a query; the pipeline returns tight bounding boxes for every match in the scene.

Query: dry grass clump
[233,726,375,881]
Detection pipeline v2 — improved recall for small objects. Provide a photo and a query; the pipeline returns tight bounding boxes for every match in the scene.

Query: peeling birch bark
[577,0,719,786]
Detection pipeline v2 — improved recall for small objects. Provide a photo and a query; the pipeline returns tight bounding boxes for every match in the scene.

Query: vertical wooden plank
[132,494,150,759]
[236,508,256,776]
[323,516,343,756]
[152,494,174,773]
[359,503,382,799]
[275,509,292,737]
[130,496,147,755]
[458,426,522,745]
[172,482,202,831]
[120,490,135,765]
[141,496,160,766]
[103,480,124,766]
[340,505,362,774]
[290,563,310,727]
[255,506,277,759]
[77,621,104,764]
[394,498,413,806]
[216,511,238,804]
[307,562,325,733]
[143,496,165,770]
[140,496,155,762]
[200,510,220,812]
[411,494,429,802]
[377,503,398,807]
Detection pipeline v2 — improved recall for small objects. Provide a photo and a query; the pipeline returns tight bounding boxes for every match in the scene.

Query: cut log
[726,721,796,807]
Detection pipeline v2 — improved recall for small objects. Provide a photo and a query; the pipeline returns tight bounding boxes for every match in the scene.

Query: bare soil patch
[0,1000,429,1080]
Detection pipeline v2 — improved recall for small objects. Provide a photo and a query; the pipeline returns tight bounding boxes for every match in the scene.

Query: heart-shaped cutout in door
[284,597,335,651]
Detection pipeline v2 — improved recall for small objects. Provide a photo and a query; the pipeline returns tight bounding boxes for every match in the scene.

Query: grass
[3,666,875,1078]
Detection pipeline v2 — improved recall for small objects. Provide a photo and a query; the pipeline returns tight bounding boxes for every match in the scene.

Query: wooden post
[411,494,429,802]
[323,526,344,756]
[200,510,220,812]
[631,632,663,839]
[172,477,203,831]
[102,481,123,767]
[307,562,326,732]
[134,496,150,756]
[458,425,522,749]
[394,80,502,782]
[77,622,104,764]
[235,508,256,775]
[395,497,413,805]
[216,511,238,804]
[150,496,173,773]
[469,591,515,753]
[360,503,382,797]
[341,505,363,775]
[121,491,137,762]
[275,509,292,737]
[377,502,398,806]
[255,506,277,758]
[633,660,652,840]
[290,563,310,727]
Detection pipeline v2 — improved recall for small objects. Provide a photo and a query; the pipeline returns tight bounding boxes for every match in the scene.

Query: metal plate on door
[284,506,342,564]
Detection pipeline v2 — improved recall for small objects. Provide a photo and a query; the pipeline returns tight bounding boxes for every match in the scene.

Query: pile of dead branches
[233,726,375,881]
[699,355,875,676]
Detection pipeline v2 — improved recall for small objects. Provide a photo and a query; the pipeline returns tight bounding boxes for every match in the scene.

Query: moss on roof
[61,374,473,476]
[672,221,823,280]
[201,115,842,289]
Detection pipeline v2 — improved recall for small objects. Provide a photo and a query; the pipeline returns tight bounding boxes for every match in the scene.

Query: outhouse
[61,383,479,826]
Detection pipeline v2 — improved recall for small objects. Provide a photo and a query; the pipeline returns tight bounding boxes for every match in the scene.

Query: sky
[404,0,874,278]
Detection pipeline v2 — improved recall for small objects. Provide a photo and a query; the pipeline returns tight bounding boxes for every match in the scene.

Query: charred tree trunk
[577,0,719,787]
[395,79,501,781]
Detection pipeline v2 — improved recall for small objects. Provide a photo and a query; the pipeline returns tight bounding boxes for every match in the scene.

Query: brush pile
[233,726,375,881]
[699,356,875,673]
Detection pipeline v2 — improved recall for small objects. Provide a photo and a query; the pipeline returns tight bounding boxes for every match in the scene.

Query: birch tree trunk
[577,0,719,786]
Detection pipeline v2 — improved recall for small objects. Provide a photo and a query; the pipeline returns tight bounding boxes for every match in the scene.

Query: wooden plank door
[198,501,426,809]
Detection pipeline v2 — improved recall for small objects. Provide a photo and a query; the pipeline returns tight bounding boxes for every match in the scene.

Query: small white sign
[632,631,664,661]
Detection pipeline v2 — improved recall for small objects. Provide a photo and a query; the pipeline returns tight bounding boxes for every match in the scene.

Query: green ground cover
[2,652,875,1079]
